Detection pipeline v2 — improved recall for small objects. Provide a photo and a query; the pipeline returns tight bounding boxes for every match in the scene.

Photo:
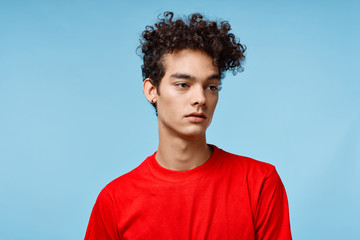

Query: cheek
[157,95,181,116]
[208,96,218,111]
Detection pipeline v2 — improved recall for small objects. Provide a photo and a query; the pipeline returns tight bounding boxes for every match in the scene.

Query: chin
[179,128,207,139]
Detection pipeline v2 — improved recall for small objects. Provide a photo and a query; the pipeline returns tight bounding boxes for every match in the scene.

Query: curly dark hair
[139,11,246,108]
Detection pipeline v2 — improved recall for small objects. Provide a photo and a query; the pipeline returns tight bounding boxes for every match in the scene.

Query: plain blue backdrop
[0,0,359,239]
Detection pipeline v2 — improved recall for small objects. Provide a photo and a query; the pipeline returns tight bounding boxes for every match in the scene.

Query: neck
[156,131,212,171]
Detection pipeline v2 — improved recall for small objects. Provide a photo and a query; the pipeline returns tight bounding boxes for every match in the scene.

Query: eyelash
[208,85,219,92]
[175,83,220,93]
[176,83,189,88]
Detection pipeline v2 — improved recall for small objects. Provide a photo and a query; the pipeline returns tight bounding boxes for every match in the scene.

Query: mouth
[185,112,207,123]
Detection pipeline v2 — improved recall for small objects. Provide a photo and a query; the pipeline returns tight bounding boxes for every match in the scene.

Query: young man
[85,12,292,239]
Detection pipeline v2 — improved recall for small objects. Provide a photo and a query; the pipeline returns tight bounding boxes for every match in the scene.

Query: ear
[143,78,158,103]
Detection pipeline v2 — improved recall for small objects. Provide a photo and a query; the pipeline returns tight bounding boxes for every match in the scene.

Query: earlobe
[143,78,157,103]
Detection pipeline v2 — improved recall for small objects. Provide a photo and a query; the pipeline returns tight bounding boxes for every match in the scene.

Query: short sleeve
[254,167,292,240]
[85,188,119,240]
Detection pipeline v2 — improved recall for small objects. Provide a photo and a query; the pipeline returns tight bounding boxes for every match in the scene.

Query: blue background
[1,0,359,239]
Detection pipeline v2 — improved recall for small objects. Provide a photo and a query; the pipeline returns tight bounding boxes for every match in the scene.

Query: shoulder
[100,154,154,196]
[214,146,286,206]
[213,145,283,191]
[215,145,276,177]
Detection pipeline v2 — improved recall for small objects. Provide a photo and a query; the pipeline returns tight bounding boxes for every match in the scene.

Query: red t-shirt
[85,146,292,239]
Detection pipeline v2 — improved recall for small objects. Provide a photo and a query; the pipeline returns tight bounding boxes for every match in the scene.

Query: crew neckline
[147,144,221,182]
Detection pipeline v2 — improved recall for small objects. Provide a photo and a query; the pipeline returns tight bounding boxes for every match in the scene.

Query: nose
[191,85,206,107]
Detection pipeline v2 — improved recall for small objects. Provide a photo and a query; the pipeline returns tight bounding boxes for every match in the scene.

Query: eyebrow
[170,73,221,81]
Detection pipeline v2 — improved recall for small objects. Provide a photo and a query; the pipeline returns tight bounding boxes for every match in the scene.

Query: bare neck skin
[155,126,212,171]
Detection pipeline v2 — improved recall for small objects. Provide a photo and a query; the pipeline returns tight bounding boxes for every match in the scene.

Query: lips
[186,112,207,119]
[185,112,207,123]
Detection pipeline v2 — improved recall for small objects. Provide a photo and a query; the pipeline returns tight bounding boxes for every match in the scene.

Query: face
[155,49,220,139]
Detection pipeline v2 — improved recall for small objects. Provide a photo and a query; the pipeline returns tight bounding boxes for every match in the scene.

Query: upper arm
[254,168,292,240]
[85,188,120,240]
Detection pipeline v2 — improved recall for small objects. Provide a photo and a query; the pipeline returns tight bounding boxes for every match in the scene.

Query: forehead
[161,49,219,76]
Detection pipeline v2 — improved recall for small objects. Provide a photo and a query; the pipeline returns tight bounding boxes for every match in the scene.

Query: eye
[208,85,220,92]
[176,83,189,88]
